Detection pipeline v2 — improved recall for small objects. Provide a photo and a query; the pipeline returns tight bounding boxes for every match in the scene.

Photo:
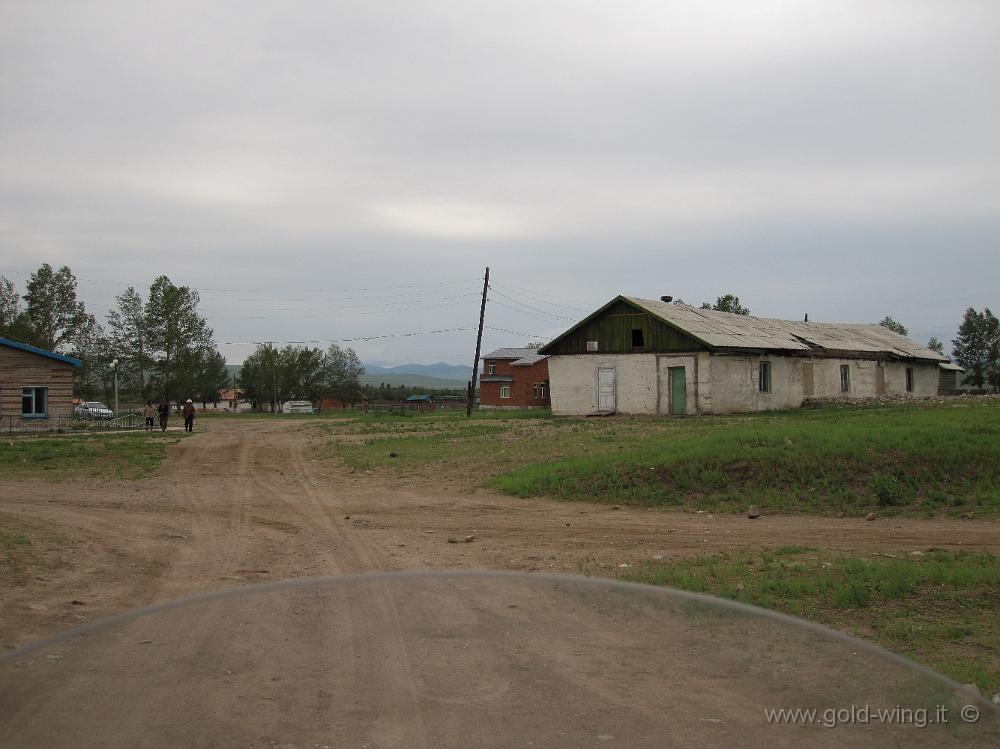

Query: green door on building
[668,366,686,415]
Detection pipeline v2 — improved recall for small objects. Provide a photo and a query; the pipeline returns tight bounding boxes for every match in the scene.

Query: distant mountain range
[362,362,472,380]
[224,362,471,390]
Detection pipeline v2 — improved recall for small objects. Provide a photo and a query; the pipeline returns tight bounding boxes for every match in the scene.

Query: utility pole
[468,266,489,417]
[111,358,119,416]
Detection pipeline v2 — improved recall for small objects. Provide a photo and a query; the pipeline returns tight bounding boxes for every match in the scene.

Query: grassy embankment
[625,547,1000,693]
[326,400,1000,517]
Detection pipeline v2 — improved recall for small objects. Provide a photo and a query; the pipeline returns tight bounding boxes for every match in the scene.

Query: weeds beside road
[0,432,182,480]
[625,548,1000,691]
[323,399,1000,518]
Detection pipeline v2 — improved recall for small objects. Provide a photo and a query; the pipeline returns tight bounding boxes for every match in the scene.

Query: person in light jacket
[182,399,196,432]
[142,401,156,431]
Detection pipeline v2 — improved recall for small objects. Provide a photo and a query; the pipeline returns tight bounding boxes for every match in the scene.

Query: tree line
[237,345,469,411]
[238,343,364,412]
[1,264,229,406]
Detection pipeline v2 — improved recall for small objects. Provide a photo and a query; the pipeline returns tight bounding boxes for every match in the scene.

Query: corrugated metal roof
[483,347,546,366]
[616,297,948,361]
[0,337,82,366]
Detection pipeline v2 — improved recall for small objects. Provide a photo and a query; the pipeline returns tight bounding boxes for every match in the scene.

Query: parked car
[74,401,114,420]
[281,400,314,414]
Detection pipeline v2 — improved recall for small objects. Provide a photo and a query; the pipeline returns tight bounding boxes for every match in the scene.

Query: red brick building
[479,348,550,409]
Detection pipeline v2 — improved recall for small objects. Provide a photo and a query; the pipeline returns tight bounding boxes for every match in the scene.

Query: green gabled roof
[537,295,716,355]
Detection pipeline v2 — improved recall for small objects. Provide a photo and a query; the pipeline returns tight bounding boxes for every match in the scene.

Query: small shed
[0,337,81,424]
[938,362,965,394]
[405,394,435,412]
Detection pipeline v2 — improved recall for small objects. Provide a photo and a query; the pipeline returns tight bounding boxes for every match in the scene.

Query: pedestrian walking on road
[182,399,196,432]
[142,401,156,431]
[158,400,170,432]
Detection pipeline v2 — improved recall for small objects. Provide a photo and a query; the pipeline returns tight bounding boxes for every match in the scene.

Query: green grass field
[0,432,180,480]
[324,400,1000,517]
[624,548,1000,692]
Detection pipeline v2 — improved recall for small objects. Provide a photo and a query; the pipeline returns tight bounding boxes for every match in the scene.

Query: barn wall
[0,346,77,418]
[703,355,805,413]
[548,351,941,416]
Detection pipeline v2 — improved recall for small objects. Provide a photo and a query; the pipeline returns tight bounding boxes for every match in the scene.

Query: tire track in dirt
[245,425,432,747]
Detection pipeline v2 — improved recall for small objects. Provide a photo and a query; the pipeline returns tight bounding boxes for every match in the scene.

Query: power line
[498,281,596,307]
[216,326,475,347]
[0,266,475,296]
[488,290,576,321]
[484,324,552,339]
[489,283,589,312]
[202,292,482,317]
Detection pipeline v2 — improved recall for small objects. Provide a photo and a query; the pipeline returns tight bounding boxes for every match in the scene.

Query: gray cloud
[2,0,997,363]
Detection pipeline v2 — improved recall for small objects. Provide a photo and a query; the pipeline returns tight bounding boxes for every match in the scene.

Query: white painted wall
[549,353,940,416]
[705,355,803,413]
[548,354,659,415]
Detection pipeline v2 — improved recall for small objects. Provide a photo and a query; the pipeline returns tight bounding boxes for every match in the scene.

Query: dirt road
[3,418,999,651]
[3,420,1000,746]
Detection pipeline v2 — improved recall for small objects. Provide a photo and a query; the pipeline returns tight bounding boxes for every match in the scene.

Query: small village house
[539,297,948,416]
[0,337,81,424]
[479,348,550,409]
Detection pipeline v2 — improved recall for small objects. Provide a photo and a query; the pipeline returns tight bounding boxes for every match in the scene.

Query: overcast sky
[2,0,997,365]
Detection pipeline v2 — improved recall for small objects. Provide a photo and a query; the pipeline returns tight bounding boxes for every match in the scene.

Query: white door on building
[597,367,616,412]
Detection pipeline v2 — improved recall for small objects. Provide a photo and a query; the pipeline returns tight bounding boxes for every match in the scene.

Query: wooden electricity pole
[468,266,490,417]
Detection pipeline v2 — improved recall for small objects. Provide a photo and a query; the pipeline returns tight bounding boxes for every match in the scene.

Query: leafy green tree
[927,337,945,355]
[878,316,909,336]
[239,344,328,411]
[0,276,37,343]
[143,276,216,404]
[106,286,154,397]
[239,343,281,411]
[8,265,106,395]
[284,347,326,401]
[324,344,364,406]
[952,307,1000,390]
[23,264,95,352]
[71,317,112,400]
[0,276,20,331]
[184,349,231,406]
[702,294,750,315]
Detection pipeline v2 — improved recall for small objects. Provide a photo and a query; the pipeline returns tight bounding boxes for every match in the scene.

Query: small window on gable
[631,328,645,349]
[759,361,771,393]
[487,361,496,375]
[586,341,599,352]
[840,365,851,393]
[906,367,914,392]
